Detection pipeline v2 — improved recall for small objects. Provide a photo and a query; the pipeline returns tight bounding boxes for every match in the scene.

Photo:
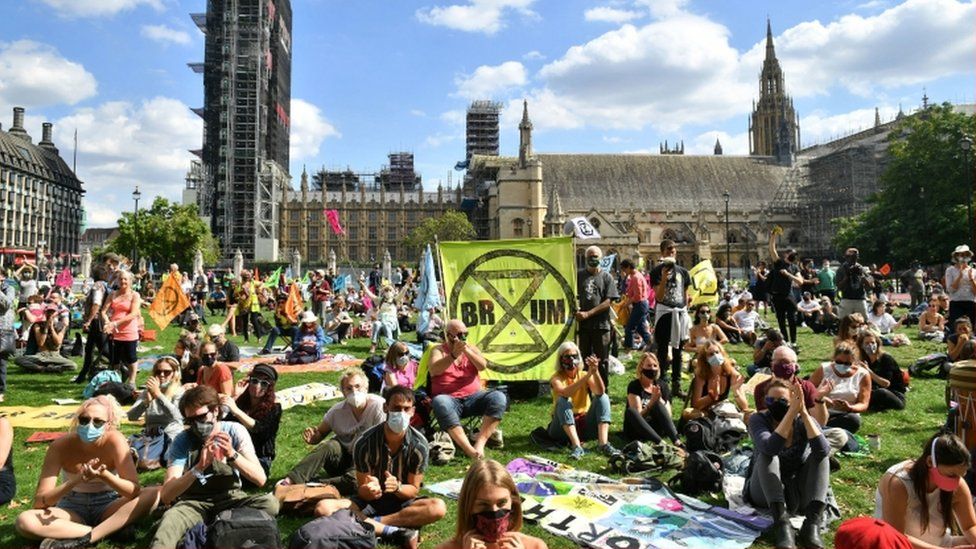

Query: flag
[263,267,282,288]
[300,271,310,286]
[689,260,719,307]
[879,263,891,276]
[598,253,616,273]
[149,272,190,330]
[439,236,577,381]
[564,217,601,240]
[413,244,442,335]
[325,209,346,236]
[333,274,349,292]
[284,267,293,282]
[284,282,304,323]
[54,268,73,289]
[148,262,155,277]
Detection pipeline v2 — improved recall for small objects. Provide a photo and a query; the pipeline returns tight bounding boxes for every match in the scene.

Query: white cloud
[440,110,466,126]
[500,90,583,132]
[687,130,749,156]
[38,0,163,18]
[584,7,642,24]
[523,50,546,61]
[290,99,340,161]
[454,61,527,100]
[0,40,97,108]
[602,135,626,144]
[416,0,537,34]
[634,0,689,18]
[799,105,901,147]
[409,109,427,117]
[141,24,192,46]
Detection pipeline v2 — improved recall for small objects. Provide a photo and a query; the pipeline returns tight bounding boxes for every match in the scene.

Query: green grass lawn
[0,307,953,547]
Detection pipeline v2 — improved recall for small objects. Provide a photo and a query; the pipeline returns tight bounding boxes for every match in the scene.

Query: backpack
[289,509,376,549]
[207,508,280,549]
[93,381,137,405]
[361,355,386,393]
[909,352,950,378]
[672,450,724,496]
[83,369,122,398]
[684,415,747,454]
[608,440,685,475]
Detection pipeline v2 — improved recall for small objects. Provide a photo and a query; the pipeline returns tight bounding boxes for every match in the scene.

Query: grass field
[0,306,953,548]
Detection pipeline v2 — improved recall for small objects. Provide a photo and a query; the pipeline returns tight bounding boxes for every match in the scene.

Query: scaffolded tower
[189,0,292,261]
[466,100,503,160]
[380,152,420,190]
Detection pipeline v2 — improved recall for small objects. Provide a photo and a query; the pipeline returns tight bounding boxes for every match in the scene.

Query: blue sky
[0,0,972,227]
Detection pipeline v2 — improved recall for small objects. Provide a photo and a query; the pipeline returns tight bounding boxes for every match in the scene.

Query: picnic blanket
[138,353,361,374]
[274,382,342,411]
[0,405,143,429]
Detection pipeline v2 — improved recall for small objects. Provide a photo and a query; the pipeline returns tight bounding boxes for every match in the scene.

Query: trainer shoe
[486,429,504,449]
[39,533,92,549]
[599,443,622,457]
[379,527,419,549]
[569,445,586,460]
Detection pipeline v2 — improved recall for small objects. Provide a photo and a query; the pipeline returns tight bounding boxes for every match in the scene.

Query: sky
[0,0,973,228]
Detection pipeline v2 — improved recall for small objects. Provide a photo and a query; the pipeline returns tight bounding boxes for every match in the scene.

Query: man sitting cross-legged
[316,385,447,548]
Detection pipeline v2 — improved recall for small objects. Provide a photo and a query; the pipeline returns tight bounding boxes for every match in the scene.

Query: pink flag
[325,209,346,236]
[55,267,73,289]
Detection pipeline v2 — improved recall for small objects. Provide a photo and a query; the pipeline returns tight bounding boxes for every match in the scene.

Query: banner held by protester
[689,259,717,307]
[148,272,190,330]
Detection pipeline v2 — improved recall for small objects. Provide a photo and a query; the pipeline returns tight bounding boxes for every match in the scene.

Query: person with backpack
[546,342,620,460]
[624,353,681,445]
[745,378,831,549]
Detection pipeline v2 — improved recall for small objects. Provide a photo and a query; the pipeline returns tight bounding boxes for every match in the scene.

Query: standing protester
[0,270,15,402]
[817,259,836,302]
[649,240,691,398]
[945,245,976,329]
[619,259,652,354]
[767,229,803,347]
[76,265,109,383]
[575,246,619,388]
[101,271,142,385]
[235,271,262,343]
[836,248,873,320]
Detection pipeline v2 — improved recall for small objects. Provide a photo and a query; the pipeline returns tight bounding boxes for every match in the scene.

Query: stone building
[0,107,84,257]
[750,19,800,163]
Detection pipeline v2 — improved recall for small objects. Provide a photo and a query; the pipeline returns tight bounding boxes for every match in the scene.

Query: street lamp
[961,137,973,246]
[723,190,731,283]
[132,186,141,267]
[35,240,46,281]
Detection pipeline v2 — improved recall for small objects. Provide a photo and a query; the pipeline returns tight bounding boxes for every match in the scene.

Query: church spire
[749,17,799,164]
[765,17,775,61]
[714,137,723,155]
[874,107,881,128]
[519,100,533,167]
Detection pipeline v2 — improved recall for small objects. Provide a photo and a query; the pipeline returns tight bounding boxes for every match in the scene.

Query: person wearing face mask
[575,245,620,389]
[127,357,185,470]
[16,395,157,548]
[282,369,386,495]
[618,258,654,354]
[948,317,976,362]
[767,228,804,347]
[546,342,619,460]
[945,245,976,329]
[745,379,831,549]
[436,459,548,549]
[754,346,830,428]
[875,433,976,548]
[383,341,419,391]
[649,239,693,399]
[808,341,872,434]
[363,276,414,355]
[625,353,681,445]
[733,300,762,345]
[195,341,233,396]
[856,330,906,412]
[206,324,240,363]
[221,364,282,479]
[313,386,446,548]
[685,304,729,353]
[688,341,749,417]
[835,247,874,321]
[151,386,278,548]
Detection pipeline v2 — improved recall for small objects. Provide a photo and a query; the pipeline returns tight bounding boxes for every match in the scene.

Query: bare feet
[314,498,351,517]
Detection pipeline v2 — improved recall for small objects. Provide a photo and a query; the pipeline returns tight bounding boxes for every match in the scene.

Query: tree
[404,210,476,252]
[107,197,220,269]
[833,103,975,266]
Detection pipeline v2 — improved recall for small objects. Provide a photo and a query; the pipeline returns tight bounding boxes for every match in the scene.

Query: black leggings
[869,388,906,412]
[770,294,798,343]
[827,410,862,433]
[654,312,684,388]
[623,404,679,443]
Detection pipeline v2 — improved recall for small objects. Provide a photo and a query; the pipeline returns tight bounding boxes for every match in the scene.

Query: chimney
[9,107,30,142]
[39,123,58,152]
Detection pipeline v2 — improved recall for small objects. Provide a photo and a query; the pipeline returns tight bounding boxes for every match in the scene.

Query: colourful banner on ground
[439,236,577,381]
[689,259,718,307]
[148,272,190,330]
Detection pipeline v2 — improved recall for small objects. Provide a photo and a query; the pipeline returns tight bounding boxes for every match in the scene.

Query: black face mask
[190,420,215,441]
[787,254,797,262]
[587,257,601,268]
[201,355,216,367]
[641,368,658,380]
[766,398,790,422]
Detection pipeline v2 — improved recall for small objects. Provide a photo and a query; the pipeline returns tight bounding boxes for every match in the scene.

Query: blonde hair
[693,340,735,380]
[69,395,122,432]
[339,367,366,390]
[635,352,660,379]
[554,341,579,373]
[454,460,523,543]
[153,356,183,399]
[833,340,861,362]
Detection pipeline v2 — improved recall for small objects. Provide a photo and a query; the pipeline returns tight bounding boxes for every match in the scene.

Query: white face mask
[345,390,367,408]
[707,353,724,368]
[387,411,410,434]
[864,342,878,355]
[396,355,410,367]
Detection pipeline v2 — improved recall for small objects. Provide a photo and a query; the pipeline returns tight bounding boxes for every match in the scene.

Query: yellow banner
[149,272,190,330]
[689,259,719,307]
[439,237,577,381]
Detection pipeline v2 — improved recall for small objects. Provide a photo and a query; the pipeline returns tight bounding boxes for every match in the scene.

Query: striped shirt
[353,423,428,483]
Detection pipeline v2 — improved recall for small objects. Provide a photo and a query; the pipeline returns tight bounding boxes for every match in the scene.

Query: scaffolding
[466,100,502,160]
[380,152,419,190]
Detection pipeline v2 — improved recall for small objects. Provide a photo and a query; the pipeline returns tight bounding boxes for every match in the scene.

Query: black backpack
[207,508,280,549]
[361,355,386,393]
[683,416,746,454]
[289,509,376,549]
[672,450,724,496]
[608,440,684,475]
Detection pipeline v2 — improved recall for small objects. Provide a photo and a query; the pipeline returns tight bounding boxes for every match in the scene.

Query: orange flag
[149,272,191,330]
[879,263,891,276]
[284,282,304,323]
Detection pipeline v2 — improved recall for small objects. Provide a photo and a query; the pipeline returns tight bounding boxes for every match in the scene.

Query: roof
[0,130,84,192]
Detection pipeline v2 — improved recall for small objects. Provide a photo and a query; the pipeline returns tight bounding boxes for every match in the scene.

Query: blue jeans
[431,390,507,429]
[624,300,652,350]
[262,326,295,352]
[546,393,611,444]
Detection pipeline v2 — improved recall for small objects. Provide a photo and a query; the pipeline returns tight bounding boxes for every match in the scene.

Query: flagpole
[433,236,447,313]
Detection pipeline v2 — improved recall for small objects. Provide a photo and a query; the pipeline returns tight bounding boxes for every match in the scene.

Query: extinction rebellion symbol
[448,249,575,374]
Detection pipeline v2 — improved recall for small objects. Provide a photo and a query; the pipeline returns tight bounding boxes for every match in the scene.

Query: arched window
[513,218,525,237]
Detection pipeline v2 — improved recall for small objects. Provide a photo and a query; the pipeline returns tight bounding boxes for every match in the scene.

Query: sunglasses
[248,378,272,388]
[184,410,214,424]
[202,353,217,359]
[77,416,107,428]
[155,369,174,377]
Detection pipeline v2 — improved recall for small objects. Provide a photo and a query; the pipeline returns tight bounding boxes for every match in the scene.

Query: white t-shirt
[732,310,760,332]
[821,363,869,404]
[867,311,897,334]
[946,265,976,302]
[797,299,820,313]
[322,394,386,452]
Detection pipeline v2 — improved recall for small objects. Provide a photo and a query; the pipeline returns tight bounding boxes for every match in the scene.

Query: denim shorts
[57,490,118,526]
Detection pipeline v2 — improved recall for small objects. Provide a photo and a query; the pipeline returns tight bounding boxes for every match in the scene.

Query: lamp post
[723,190,731,283]
[132,186,141,267]
[35,240,46,281]
[961,137,973,246]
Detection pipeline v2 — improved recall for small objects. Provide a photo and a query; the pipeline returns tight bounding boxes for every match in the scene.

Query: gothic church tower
[749,19,800,165]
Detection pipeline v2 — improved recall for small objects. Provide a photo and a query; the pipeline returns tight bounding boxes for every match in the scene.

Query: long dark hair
[235,374,277,419]
[907,433,970,532]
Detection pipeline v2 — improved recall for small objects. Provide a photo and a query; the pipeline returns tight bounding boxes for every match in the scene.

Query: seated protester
[624,353,681,445]
[282,369,385,495]
[435,459,548,549]
[813,297,839,335]
[919,299,948,341]
[0,418,12,506]
[182,313,203,340]
[808,341,872,434]
[315,386,447,547]
[947,317,976,362]
[127,357,184,467]
[687,340,749,417]
[196,341,233,396]
[732,300,762,345]
[15,396,156,547]
[207,286,227,316]
[856,330,907,413]
[746,379,831,549]
[287,311,328,364]
[866,300,904,339]
[834,313,866,347]
[684,305,729,353]
[15,303,76,373]
[383,341,419,391]
[174,333,201,383]
[323,297,354,345]
[875,433,976,548]
[151,386,278,548]
[221,365,282,479]
[547,342,619,460]
[796,292,823,328]
[430,320,507,460]
[258,297,296,354]
[748,328,786,376]
[754,346,830,427]
[417,306,445,344]
[206,324,239,363]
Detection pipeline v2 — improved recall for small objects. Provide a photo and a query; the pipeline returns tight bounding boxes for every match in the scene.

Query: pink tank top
[109,293,139,342]
[431,343,483,398]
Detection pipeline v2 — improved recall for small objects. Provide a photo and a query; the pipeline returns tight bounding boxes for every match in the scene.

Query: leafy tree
[107,197,220,269]
[833,103,975,266]
[404,210,476,252]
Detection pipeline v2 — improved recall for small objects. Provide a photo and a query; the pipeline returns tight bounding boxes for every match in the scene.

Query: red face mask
[929,439,962,492]
[474,509,511,542]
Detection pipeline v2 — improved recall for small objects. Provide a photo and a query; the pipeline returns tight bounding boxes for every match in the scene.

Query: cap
[188,312,200,322]
[207,324,225,337]
[954,244,972,257]
[299,311,318,324]
[834,517,911,549]
[250,364,278,383]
